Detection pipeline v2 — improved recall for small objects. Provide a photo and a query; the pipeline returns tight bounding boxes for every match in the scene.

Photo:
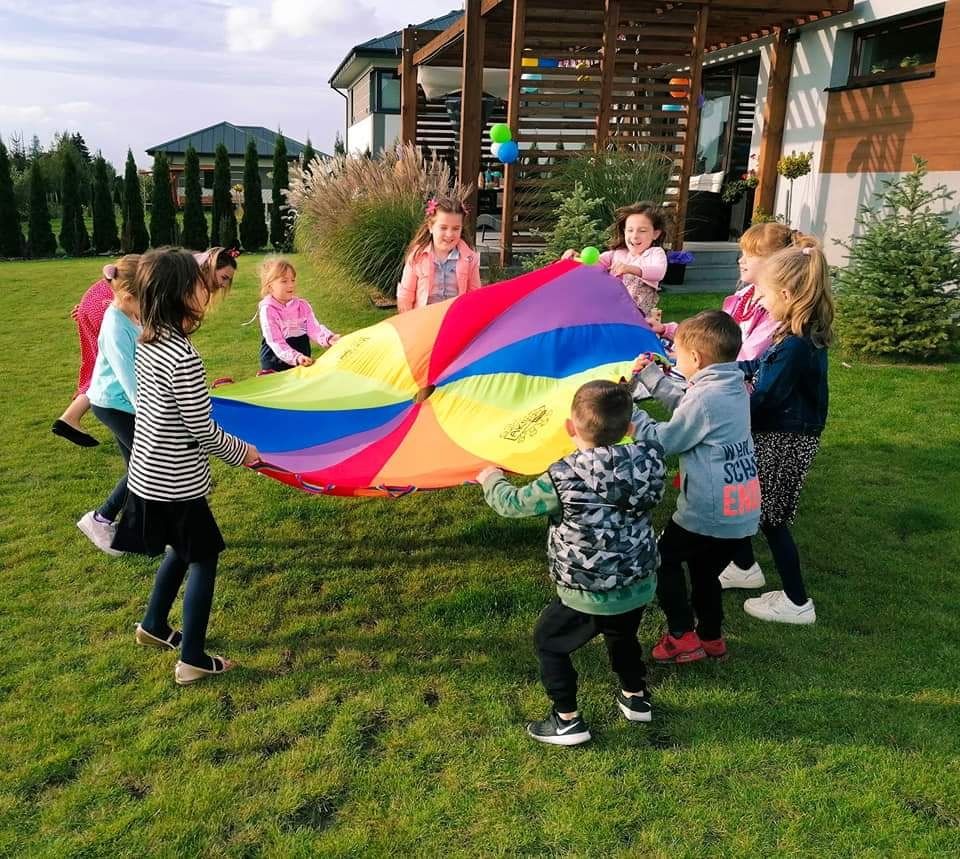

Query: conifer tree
[240,138,267,251]
[59,148,90,256]
[0,139,25,257]
[27,160,57,257]
[181,145,208,250]
[211,143,234,247]
[149,150,176,246]
[271,131,290,250]
[91,154,119,253]
[120,149,149,253]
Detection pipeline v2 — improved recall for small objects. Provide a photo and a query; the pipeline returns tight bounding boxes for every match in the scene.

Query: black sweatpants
[533,597,648,714]
[656,520,752,641]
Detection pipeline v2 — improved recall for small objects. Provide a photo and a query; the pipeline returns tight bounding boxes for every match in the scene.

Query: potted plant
[663,249,695,285]
[776,151,813,226]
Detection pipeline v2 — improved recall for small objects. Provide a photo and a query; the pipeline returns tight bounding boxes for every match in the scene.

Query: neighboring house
[748,0,958,262]
[146,122,313,207]
[329,10,463,156]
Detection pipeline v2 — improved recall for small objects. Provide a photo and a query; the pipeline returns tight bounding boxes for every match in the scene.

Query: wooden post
[458,0,485,243]
[596,0,621,152]
[401,27,418,147]
[673,5,709,251]
[755,28,794,217]
[500,0,526,267]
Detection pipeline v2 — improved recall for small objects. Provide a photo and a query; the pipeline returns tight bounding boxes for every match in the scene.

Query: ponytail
[762,236,834,348]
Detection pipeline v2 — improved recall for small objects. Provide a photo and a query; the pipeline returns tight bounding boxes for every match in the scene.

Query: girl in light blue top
[77,255,143,557]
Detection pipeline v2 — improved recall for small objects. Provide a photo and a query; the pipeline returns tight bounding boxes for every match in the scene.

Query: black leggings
[141,549,219,667]
[732,525,808,606]
[534,598,647,714]
[90,405,135,522]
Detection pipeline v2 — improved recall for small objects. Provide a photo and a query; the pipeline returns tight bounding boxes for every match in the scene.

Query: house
[368,0,957,269]
[146,122,312,207]
[329,10,464,156]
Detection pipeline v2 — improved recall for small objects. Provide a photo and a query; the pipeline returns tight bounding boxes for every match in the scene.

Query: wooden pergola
[398,0,853,263]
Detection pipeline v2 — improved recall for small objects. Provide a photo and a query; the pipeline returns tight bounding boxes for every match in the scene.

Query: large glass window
[849,6,943,85]
[375,70,401,113]
[695,70,734,175]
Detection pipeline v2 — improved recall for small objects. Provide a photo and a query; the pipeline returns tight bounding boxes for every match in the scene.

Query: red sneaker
[652,631,706,664]
[700,637,728,659]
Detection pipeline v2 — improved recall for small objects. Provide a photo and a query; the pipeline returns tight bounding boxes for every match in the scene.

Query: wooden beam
[500,0,526,267]
[673,5,710,251]
[755,28,794,216]
[400,28,418,147]
[412,0,505,66]
[595,0,621,152]
[458,0,486,243]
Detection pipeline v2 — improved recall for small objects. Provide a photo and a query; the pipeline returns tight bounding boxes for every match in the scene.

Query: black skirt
[259,334,310,372]
[112,492,225,563]
[754,431,820,528]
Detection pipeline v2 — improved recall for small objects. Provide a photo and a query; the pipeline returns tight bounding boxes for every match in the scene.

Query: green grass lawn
[1,256,959,856]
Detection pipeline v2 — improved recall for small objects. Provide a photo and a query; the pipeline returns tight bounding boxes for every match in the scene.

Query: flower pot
[663,262,687,286]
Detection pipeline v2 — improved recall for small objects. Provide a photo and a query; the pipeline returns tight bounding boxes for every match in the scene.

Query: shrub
[526,182,605,270]
[289,144,466,298]
[835,157,960,360]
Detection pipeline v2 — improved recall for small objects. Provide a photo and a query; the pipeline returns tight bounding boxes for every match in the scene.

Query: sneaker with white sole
[76,511,123,557]
[527,710,592,746]
[743,590,815,625]
[719,562,765,589]
[616,690,652,723]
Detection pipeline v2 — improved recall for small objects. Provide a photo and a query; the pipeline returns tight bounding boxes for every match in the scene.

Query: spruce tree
[332,132,345,157]
[836,157,960,360]
[529,182,605,270]
[270,131,290,250]
[91,154,119,253]
[181,145,208,250]
[59,149,90,256]
[0,139,25,257]
[27,160,57,257]
[211,143,233,247]
[302,137,317,175]
[240,138,267,251]
[121,149,149,253]
[113,175,124,208]
[149,150,176,247]
[219,213,238,251]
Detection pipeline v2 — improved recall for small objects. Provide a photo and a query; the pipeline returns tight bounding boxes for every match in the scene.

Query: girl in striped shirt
[112,248,260,685]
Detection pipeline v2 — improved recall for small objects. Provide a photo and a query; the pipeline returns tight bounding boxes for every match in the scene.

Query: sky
[0,0,462,169]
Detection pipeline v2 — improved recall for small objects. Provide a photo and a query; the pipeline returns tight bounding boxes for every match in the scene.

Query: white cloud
[227,0,378,52]
[0,104,47,122]
[226,6,276,52]
[57,101,94,114]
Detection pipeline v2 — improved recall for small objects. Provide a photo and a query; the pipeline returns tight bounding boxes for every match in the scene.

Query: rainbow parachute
[211,259,664,497]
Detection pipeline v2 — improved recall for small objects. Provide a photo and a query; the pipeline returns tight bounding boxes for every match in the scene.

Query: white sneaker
[76,511,123,557]
[744,590,816,625]
[719,562,765,589]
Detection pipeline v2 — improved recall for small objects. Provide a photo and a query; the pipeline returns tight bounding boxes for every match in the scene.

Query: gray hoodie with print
[632,362,760,539]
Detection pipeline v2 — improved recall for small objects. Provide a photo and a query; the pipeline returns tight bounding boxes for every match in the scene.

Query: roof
[146,122,311,158]
[329,10,463,87]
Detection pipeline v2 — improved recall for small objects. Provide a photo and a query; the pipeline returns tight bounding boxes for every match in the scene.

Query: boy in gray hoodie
[478,380,667,746]
[632,310,760,663]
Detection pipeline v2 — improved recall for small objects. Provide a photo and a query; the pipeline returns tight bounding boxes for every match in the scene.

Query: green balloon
[489,123,513,144]
[580,246,601,265]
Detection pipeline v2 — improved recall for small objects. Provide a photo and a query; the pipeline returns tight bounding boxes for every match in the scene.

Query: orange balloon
[669,77,690,99]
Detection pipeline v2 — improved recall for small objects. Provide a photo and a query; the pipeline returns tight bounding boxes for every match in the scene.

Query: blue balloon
[498,140,520,164]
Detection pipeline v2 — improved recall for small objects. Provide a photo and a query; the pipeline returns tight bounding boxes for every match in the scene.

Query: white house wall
[348,115,376,155]
[748,0,959,265]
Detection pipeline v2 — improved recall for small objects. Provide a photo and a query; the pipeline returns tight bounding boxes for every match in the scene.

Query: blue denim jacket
[739,335,828,436]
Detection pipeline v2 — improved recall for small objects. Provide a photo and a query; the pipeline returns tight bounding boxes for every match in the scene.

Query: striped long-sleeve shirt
[127,329,247,501]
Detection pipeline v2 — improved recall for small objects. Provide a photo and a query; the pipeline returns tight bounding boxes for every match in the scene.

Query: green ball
[489,123,513,144]
[580,246,601,265]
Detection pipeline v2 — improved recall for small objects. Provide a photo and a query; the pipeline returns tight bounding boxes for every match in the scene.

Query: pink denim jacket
[258,295,336,366]
[661,284,778,361]
[397,240,482,312]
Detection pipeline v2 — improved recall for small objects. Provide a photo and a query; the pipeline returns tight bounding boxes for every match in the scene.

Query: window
[374,70,401,113]
[849,6,943,85]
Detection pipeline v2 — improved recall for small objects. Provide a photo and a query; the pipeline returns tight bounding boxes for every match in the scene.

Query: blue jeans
[90,405,135,522]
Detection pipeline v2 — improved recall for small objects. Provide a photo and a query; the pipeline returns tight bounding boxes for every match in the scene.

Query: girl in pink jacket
[652,223,799,361]
[397,196,482,313]
[258,257,340,372]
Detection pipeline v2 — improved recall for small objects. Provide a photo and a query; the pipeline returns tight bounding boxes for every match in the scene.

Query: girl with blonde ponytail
[724,237,834,626]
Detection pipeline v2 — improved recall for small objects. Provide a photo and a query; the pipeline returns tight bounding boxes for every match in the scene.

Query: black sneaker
[526,710,591,746]
[616,690,652,723]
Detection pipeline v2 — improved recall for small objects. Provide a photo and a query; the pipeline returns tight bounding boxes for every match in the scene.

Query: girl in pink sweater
[564,202,669,316]
[397,196,481,312]
[257,257,340,372]
[652,223,799,361]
